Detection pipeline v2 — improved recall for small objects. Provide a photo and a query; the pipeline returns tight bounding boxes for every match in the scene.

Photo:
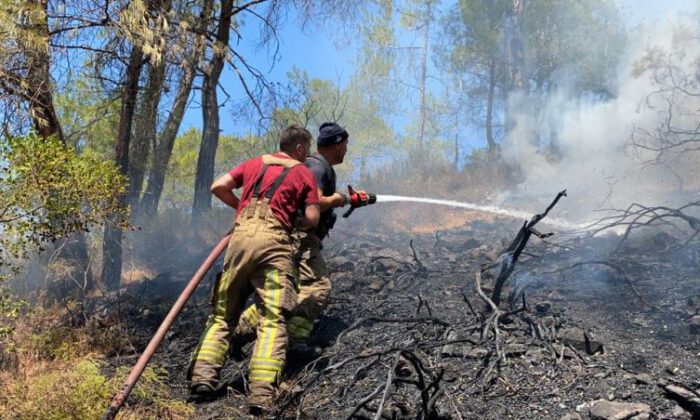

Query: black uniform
[305,153,337,239]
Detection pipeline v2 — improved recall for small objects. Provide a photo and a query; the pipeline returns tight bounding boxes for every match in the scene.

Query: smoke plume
[501,15,700,221]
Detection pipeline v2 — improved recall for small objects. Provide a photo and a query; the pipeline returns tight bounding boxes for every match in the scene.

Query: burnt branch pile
[94,194,699,419]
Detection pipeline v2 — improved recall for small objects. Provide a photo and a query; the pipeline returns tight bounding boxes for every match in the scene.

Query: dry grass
[0,305,194,419]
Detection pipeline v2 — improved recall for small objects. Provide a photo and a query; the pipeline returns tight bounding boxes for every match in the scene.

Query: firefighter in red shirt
[188,125,320,414]
[232,123,367,358]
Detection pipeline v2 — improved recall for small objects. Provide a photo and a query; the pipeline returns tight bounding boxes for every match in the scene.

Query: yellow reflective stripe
[257,268,282,359]
[214,272,229,316]
[201,338,227,347]
[289,316,313,330]
[289,316,313,338]
[253,270,269,359]
[249,373,277,382]
[200,342,227,352]
[195,355,222,365]
[251,357,284,365]
[288,324,312,335]
[253,270,271,360]
[196,350,226,360]
[194,350,226,365]
[268,269,283,358]
[250,358,284,370]
[192,317,223,361]
[288,325,311,338]
[241,305,258,326]
[197,348,226,356]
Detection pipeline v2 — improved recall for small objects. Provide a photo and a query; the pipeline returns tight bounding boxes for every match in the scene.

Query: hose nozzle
[342,185,376,218]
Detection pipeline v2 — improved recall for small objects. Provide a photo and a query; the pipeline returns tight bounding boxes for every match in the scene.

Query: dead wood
[335,316,450,346]
[345,385,384,420]
[584,201,700,252]
[92,193,700,419]
[489,190,567,306]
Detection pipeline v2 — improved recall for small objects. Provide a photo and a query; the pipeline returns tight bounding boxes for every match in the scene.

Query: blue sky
[179,7,360,135]
[179,1,699,138]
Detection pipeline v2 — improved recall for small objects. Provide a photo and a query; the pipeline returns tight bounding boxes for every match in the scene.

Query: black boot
[187,383,217,403]
[287,342,322,362]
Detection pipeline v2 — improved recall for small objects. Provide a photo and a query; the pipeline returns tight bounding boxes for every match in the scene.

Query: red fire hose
[102,232,232,420]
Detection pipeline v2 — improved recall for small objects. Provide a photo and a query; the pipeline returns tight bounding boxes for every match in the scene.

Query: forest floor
[100,199,700,419]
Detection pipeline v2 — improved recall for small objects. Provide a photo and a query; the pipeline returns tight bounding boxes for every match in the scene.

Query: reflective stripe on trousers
[188,199,297,399]
[234,231,331,345]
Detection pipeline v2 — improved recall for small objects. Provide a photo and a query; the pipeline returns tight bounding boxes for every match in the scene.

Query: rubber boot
[187,383,217,403]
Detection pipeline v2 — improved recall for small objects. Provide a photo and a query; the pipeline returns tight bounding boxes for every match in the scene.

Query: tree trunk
[140,66,196,216]
[504,0,526,135]
[129,58,166,218]
[505,0,526,93]
[417,1,432,151]
[24,0,64,143]
[192,73,220,217]
[21,0,95,298]
[102,45,144,291]
[141,0,212,217]
[192,0,234,219]
[486,58,497,155]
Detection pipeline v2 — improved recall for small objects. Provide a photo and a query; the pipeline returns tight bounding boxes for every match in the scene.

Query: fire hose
[102,232,232,420]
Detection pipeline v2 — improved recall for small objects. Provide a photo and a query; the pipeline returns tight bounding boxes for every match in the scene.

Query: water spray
[339,185,584,230]
[372,194,584,230]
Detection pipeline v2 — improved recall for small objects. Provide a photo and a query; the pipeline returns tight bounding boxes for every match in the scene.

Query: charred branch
[584,201,700,252]
[489,190,566,306]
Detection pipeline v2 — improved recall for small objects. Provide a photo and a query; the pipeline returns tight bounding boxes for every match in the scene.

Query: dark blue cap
[317,122,348,146]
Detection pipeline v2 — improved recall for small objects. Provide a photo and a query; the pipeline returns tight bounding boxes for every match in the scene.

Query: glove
[338,192,350,207]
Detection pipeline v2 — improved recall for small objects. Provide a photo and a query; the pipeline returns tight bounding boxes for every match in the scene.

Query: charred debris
[100,192,699,419]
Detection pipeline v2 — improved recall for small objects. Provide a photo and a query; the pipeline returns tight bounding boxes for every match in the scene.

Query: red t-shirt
[229,153,319,230]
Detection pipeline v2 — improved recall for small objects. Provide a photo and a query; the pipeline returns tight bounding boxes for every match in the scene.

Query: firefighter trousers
[188,201,298,403]
[235,231,330,346]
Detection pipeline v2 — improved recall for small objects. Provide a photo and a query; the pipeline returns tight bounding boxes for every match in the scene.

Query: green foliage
[273,63,396,184]
[55,77,120,158]
[445,0,625,97]
[162,128,267,209]
[0,288,25,338]
[0,302,193,419]
[122,365,194,418]
[0,357,194,419]
[0,359,110,419]
[0,1,47,56]
[0,133,127,269]
[28,324,84,361]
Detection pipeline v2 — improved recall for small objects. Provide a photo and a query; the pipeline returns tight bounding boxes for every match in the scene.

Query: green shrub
[0,133,127,269]
[0,359,110,419]
[0,358,194,419]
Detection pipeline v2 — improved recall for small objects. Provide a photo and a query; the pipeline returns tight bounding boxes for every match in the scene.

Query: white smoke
[501,15,700,219]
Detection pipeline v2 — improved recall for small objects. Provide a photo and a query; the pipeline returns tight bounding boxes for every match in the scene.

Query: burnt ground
[106,206,700,419]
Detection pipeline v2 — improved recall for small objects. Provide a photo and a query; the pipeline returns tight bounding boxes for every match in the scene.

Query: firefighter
[187,124,320,414]
[233,122,369,356]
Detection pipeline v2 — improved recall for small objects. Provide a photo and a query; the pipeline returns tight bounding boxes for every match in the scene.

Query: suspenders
[238,155,300,225]
[251,164,292,201]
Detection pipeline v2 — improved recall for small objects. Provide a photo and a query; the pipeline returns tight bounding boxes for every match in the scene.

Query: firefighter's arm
[317,187,347,211]
[296,203,320,230]
[210,173,240,209]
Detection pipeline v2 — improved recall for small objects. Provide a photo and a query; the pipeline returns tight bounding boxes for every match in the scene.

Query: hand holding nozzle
[342,185,377,218]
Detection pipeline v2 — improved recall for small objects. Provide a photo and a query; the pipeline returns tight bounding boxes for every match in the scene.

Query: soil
[106,204,700,419]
